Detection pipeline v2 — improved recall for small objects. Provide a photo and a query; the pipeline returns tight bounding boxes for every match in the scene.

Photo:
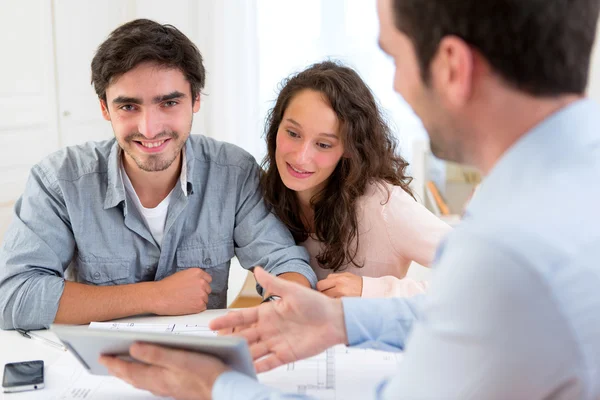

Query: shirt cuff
[342,296,423,352]
[257,263,318,296]
[342,297,385,347]
[361,276,429,298]
[213,371,280,400]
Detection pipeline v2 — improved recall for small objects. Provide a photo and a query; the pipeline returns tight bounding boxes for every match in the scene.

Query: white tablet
[50,324,256,379]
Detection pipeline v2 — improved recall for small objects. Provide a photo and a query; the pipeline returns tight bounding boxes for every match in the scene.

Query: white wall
[2,3,600,219]
[0,0,260,207]
[0,1,59,205]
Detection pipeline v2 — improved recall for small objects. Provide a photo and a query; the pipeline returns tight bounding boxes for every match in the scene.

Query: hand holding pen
[16,328,67,352]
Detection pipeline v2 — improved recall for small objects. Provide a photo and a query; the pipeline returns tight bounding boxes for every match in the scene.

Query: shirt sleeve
[377,230,577,399]
[213,371,316,400]
[383,187,451,267]
[361,275,429,298]
[342,296,424,351]
[232,159,317,293]
[0,165,74,330]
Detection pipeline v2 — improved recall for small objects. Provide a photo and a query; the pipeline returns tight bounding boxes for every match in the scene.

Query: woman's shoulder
[360,180,416,209]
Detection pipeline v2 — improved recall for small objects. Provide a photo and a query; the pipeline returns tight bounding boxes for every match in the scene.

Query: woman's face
[275,89,345,200]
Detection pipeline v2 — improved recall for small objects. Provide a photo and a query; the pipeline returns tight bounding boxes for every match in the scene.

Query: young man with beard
[0,19,316,330]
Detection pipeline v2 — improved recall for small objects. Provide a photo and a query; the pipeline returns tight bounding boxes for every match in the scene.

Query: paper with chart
[87,323,400,399]
[44,344,401,400]
[259,345,403,399]
[39,322,401,399]
[258,345,402,400]
[88,321,218,336]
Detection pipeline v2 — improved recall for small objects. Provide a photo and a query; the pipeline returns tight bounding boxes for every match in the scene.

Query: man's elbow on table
[0,278,59,331]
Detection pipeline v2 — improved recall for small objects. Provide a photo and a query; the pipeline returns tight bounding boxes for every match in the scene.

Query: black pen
[16,328,68,352]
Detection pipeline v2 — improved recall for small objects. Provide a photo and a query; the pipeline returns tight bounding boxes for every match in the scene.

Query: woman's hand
[316,272,363,298]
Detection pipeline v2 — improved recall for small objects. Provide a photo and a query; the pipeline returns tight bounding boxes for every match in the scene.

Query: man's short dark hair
[91,19,206,103]
[391,0,600,96]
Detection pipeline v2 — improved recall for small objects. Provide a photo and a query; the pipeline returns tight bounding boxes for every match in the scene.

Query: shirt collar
[183,138,195,196]
[466,99,600,218]
[179,146,189,196]
[104,138,196,210]
[104,140,126,210]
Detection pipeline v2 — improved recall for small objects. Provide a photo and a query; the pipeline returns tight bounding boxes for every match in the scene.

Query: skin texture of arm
[54,267,212,324]
[271,271,311,289]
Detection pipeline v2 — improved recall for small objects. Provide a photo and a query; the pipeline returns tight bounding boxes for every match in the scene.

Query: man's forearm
[276,272,311,287]
[261,272,311,298]
[54,281,158,324]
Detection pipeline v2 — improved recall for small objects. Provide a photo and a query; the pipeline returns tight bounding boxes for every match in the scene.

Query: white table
[1,311,403,400]
[0,310,229,399]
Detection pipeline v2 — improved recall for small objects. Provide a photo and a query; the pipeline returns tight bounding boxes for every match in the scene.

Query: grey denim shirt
[0,135,316,330]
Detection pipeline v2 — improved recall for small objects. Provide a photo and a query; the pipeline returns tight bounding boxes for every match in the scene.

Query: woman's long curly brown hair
[261,61,414,271]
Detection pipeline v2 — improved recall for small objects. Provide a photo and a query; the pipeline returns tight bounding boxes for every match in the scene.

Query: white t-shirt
[119,152,188,248]
[121,170,172,248]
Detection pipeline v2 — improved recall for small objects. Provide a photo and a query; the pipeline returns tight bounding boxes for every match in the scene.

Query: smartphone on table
[2,360,44,393]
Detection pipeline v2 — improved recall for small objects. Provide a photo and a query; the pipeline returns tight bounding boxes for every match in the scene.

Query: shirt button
[203,257,212,265]
[93,272,101,280]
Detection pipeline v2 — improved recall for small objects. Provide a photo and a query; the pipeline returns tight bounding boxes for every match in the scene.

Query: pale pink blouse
[300,181,451,298]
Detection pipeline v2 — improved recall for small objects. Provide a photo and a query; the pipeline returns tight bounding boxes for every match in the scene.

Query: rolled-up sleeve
[0,165,75,330]
[232,160,317,292]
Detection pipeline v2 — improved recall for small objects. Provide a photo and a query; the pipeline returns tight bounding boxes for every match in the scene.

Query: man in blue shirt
[0,19,317,330]
[101,0,600,399]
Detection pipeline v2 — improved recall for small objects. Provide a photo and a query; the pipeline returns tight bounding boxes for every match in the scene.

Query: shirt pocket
[175,242,234,270]
[75,257,131,286]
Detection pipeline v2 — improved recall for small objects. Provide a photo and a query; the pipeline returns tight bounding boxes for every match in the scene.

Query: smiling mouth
[135,139,168,148]
[130,137,172,153]
[287,163,313,174]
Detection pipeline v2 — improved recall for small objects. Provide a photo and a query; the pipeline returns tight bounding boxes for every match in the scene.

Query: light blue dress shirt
[212,100,600,399]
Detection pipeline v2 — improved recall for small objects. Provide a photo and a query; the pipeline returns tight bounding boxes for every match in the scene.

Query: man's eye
[164,101,178,107]
[120,105,136,111]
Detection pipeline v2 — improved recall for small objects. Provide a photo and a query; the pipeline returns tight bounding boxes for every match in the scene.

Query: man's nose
[138,110,163,139]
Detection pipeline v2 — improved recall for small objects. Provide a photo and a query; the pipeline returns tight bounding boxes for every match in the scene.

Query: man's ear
[193,93,201,113]
[100,99,111,121]
[431,35,474,108]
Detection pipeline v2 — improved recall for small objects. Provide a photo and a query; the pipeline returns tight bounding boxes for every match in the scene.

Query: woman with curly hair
[261,61,451,298]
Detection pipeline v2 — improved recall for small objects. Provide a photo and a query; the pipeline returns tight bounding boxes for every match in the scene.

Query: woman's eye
[287,130,299,138]
[318,143,332,149]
